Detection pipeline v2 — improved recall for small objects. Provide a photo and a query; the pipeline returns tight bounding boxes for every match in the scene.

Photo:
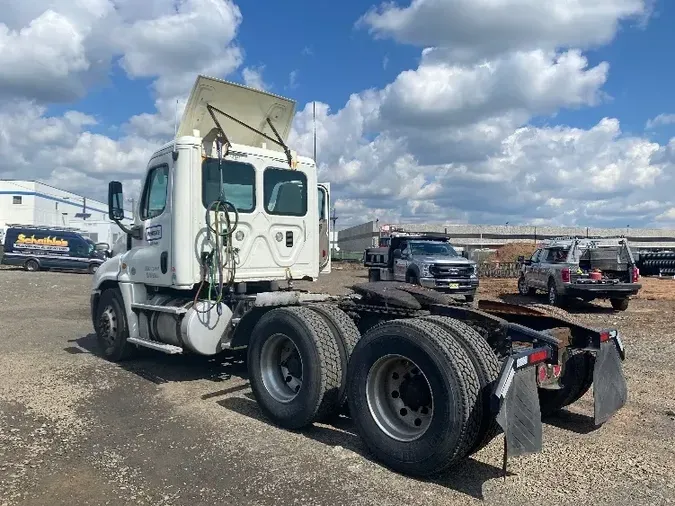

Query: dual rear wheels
[248,308,501,477]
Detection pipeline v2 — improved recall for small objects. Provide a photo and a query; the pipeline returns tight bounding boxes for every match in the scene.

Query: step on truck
[90,75,628,477]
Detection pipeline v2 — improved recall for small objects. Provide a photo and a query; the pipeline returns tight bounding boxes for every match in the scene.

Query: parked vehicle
[1,224,110,273]
[89,75,627,478]
[517,237,641,310]
[364,231,478,302]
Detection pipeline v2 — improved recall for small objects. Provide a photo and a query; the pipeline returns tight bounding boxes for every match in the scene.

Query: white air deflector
[178,74,296,152]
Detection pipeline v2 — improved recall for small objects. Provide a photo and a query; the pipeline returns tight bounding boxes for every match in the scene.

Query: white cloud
[242,65,268,90]
[646,113,675,129]
[0,0,673,233]
[358,0,651,63]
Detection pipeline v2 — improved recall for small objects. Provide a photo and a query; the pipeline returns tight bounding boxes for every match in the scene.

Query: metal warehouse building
[338,220,675,257]
[0,180,132,246]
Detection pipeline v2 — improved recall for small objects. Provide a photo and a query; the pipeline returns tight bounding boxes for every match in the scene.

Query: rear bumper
[564,282,641,298]
[419,277,478,294]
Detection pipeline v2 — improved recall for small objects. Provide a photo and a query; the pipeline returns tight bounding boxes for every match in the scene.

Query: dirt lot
[1,266,675,506]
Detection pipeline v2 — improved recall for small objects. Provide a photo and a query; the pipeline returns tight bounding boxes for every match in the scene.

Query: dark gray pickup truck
[517,237,641,310]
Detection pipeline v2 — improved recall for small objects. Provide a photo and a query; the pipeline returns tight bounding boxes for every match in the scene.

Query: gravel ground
[1,265,675,506]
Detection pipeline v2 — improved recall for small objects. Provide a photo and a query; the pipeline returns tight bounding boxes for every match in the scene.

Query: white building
[0,180,132,246]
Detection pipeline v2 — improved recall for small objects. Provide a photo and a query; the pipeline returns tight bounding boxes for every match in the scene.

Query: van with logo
[1,224,110,274]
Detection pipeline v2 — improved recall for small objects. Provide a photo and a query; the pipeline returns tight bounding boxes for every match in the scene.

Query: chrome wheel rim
[98,305,117,346]
[260,333,303,403]
[366,354,434,442]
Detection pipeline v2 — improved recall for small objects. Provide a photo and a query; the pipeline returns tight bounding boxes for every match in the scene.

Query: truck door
[318,182,331,274]
[125,157,173,286]
[393,241,409,281]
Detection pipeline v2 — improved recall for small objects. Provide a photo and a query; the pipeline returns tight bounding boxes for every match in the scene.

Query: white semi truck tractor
[90,75,628,477]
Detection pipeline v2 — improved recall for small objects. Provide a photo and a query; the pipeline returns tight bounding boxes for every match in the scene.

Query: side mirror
[95,242,110,252]
[393,249,402,259]
[108,181,125,221]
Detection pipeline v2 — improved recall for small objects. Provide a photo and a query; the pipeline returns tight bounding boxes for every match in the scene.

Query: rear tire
[24,259,39,272]
[346,318,480,477]
[538,349,594,417]
[610,298,629,311]
[248,306,342,430]
[547,280,566,307]
[306,303,361,416]
[420,316,500,454]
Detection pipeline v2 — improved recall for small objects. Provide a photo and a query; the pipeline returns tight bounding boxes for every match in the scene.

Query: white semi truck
[90,75,628,477]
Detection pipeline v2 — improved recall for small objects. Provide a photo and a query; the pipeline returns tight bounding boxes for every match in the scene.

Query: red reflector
[600,331,610,343]
[552,365,562,377]
[528,349,548,364]
[537,365,547,382]
[632,267,640,283]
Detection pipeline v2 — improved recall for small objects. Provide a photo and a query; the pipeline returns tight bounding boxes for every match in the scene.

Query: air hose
[194,137,240,315]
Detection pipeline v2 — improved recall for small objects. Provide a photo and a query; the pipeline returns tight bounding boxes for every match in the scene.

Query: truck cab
[91,75,331,357]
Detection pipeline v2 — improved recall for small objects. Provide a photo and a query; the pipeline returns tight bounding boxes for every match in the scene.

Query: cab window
[530,249,541,262]
[202,159,256,212]
[264,168,307,216]
[140,165,169,220]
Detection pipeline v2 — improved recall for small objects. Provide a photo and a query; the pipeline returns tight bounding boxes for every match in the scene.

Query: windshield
[409,241,458,257]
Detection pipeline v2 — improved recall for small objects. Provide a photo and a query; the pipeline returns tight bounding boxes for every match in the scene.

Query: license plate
[448,283,459,289]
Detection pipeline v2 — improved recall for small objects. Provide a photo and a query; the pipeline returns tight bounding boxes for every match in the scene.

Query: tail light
[632,267,639,283]
[561,267,570,283]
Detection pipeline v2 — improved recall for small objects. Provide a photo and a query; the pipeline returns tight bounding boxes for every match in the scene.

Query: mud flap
[494,366,543,459]
[593,341,628,426]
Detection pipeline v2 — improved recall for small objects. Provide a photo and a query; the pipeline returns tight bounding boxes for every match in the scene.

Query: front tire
[405,271,419,285]
[248,306,342,430]
[94,288,136,362]
[24,259,39,272]
[346,318,480,477]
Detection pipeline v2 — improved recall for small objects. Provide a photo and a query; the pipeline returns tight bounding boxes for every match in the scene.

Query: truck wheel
[248,306,342,429]
[547,280,566,307]
[405,271,419,285]
[518,275,536,296]
[24,259,39,272]
[95,288,137,362]
[88,263,99,274]
[420,316,501,454]
[538,349,594,417]
[347,318,480,477]
[306,303,361,416]
[610,298,629,311]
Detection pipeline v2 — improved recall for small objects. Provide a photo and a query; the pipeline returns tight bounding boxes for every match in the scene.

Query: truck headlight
[471,264,477,277]
[421,264,431,277]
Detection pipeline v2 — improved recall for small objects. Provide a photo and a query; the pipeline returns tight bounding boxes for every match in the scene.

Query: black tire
[405,271,419,285]
[24,259,39,272]
[368,268,381,282]
[538,349,594,417]
[306,303,361,414]
[547,279,566,307]
[346,318,480,477]
[248,306,342,430]
[464,294,475,303]
[88,263,99,274]
[610,298,629,311]
[94,288,137,362]
[420,316,500,454]
[518,275,537,296]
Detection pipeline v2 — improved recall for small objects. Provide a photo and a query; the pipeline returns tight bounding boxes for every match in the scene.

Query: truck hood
[178,75,296,152]
[414,256,474,265]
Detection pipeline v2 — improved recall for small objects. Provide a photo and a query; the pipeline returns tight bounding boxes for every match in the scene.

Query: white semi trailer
[90,75,628,477]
